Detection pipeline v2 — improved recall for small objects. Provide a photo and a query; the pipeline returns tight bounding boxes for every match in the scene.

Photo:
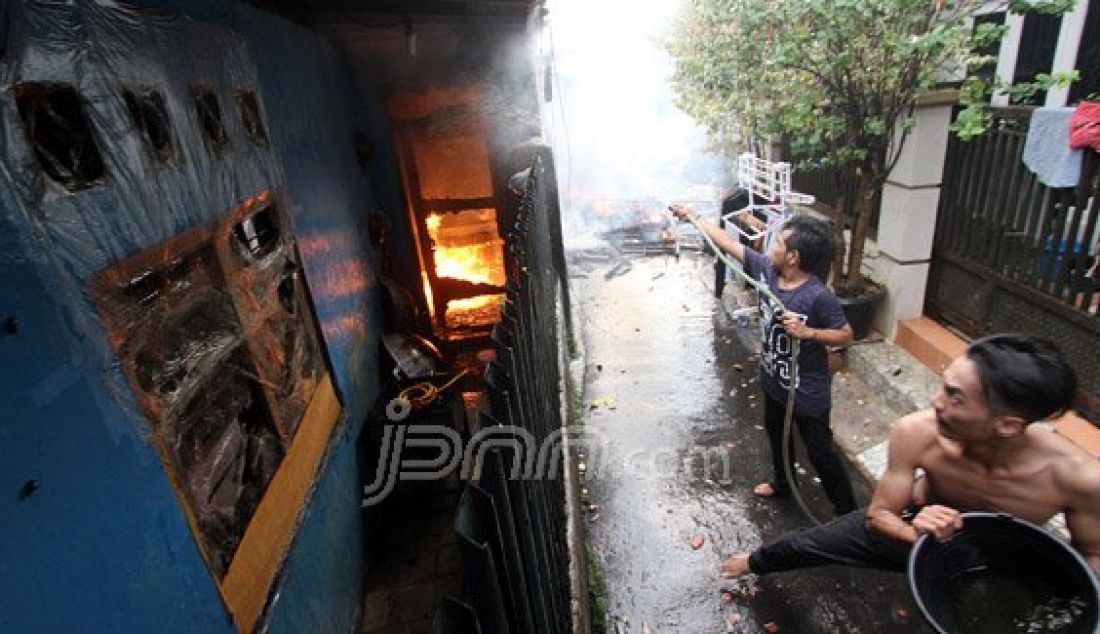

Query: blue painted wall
[0,223,237,632]
[0,0,398,630]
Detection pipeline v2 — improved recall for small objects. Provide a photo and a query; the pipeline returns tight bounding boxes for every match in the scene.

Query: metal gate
[926,108,1100,414]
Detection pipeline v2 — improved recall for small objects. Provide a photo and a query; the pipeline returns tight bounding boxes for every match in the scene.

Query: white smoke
[546,0,729,250]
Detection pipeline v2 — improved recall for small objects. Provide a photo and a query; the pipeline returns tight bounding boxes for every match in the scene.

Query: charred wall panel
[91,192,324,578]
[1,1,377,631]
[218,193,324,442]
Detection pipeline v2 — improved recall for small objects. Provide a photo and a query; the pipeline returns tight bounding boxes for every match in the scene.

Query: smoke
[546,0,729,248]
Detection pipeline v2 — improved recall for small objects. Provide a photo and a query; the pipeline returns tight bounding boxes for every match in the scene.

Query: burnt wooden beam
[423,197,498,212]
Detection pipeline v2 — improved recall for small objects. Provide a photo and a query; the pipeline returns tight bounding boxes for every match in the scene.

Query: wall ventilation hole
[236,91,268,146]
[18,479,40,502]
[15,82,105,190]
[3,317,18,335]
[192,88,228,152]
[232,206,280,263]
[123,88,174,163]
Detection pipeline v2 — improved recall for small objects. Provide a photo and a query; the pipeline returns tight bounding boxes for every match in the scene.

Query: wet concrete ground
[574,251,930,633]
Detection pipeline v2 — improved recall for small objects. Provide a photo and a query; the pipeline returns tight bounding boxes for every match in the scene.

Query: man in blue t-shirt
[671,206,857,517]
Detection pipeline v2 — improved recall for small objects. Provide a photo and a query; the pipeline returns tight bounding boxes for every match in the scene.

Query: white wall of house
[866,92,956,340]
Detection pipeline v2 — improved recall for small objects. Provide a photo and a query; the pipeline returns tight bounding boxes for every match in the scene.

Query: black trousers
[750,508,911,574]
[763,394,857,515]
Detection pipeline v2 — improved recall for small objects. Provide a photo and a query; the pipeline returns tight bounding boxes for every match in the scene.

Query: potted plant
[668,0,1077,338]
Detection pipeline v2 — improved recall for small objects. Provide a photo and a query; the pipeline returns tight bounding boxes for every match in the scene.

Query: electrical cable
[678,211,825,526]
[397,368,471,409]
[386,369,471,422]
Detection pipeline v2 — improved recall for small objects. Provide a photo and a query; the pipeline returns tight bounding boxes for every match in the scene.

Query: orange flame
[435,244,498,285]
[422,211,506,330]
[448,294,501,312]
[426,213,503,286]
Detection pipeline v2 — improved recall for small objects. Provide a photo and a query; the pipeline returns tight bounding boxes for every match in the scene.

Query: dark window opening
[123,87,174,163]
[1069,0,1100,104]
[971,12,1006,94]
[192,88,228,152]
[15,82,105,190]
[1013,12,1063,106]
[0,4,8,61]
[231,205,281,262]
[236,90,268,146]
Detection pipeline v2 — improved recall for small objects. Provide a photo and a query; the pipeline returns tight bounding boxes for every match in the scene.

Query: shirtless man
[720,333,1100,578]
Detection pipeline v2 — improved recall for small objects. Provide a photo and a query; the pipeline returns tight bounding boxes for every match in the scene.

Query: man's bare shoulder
[891,409,939,439]
[885,410,940,462]
[1044,433,1100,502]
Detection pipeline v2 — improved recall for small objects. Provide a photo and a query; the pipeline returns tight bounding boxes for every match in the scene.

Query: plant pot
[837,283,885,341]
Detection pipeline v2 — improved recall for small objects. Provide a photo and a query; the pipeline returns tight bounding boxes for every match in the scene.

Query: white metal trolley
[722,153,815,246]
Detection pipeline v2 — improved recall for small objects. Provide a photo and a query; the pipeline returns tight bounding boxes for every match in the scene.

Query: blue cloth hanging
[1022,107,1085,188]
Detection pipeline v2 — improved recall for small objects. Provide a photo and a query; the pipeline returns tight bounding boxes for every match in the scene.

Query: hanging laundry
[1069,100,1100,152]
[1022,107,1085,188]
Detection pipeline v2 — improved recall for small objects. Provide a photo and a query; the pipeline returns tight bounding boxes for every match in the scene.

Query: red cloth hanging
[1069,101,1100,152]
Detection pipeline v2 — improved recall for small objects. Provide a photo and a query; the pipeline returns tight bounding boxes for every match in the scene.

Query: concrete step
[894,317,966,377]
[845,334,941,418]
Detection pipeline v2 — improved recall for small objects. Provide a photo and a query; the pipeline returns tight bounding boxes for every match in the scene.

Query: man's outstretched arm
[866,413,961,543]
[669,205,747,263]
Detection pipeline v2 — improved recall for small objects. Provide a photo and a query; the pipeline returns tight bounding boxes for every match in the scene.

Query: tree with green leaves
[668,0,1077,296]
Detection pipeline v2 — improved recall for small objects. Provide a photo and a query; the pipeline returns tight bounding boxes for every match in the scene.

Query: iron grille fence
[926,107,1100,414]
[446,155,573,633]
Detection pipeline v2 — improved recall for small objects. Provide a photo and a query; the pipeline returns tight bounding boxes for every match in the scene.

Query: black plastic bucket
[908,512,1100,633]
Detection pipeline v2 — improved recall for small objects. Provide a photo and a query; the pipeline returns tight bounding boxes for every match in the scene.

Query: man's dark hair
[966,334,1077,422]
[782,215,834,281]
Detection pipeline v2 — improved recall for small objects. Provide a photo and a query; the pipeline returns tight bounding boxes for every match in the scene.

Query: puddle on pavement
[577,252,928,633]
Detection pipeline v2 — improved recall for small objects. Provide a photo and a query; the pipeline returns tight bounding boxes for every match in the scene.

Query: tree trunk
[844,171,876,296]
[830,172,848,287]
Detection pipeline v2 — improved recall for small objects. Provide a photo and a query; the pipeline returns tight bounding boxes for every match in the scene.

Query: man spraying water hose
[670,205,858,521]
[719,334,1100,581]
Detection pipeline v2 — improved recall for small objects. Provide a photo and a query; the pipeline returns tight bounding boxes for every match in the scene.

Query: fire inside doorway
[390,89,511,343]
[425,208,507,333]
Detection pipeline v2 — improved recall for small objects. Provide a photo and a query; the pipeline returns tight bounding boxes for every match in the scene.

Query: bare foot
[719,553,752,578]
[753,482,787,497]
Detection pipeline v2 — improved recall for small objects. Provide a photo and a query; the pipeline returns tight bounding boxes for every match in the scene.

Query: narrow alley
[575,251,927,633]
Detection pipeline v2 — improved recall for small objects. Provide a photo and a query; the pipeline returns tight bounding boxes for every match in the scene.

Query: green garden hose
[682,213,825,526]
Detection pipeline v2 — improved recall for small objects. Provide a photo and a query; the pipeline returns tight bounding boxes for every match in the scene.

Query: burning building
[0,1,573,632]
